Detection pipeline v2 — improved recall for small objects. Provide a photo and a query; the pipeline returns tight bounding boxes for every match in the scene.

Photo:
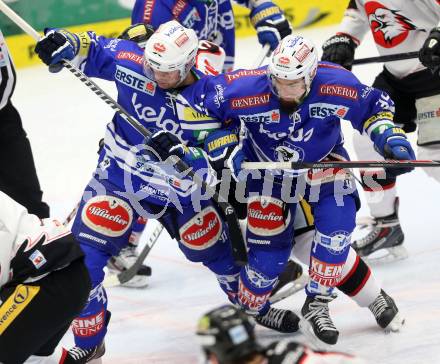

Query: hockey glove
[143,130,181,162]
[35,29,80,72]
[373,127,416,177]
[204,128,240,172]
[321,34,358,71]
[118,23,155,48]
[250,2,292,51]
[419,27,440,73]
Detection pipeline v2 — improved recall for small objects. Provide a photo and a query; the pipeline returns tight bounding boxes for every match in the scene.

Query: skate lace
[356,227,381,248]
[257,307,285,329]
[303,295,337,332]
[68,346,96,361]
[369,293,388,319]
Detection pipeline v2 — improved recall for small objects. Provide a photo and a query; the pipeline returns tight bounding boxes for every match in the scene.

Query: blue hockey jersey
[132,0,237,71]
[177,62,396,175]
[71,32,219,207]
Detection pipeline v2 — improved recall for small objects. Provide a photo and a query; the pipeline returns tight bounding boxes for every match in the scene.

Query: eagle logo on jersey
[365,1,416,48]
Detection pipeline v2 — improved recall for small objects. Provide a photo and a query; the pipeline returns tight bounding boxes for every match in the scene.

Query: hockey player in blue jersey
[175,34,415,344]
[34,21,299,362]
[131,0,292,71]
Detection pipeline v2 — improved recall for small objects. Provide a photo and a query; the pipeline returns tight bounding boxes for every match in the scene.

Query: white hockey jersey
[0,191,83,288]
[338,0,440,78]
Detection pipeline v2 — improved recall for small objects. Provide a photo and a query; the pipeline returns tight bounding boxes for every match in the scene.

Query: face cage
[267,73,309,102]
[143,57,195,86]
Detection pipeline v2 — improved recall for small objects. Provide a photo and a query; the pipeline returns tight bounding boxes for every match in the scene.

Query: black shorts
[0,259,91,364]
[373,67,440,133]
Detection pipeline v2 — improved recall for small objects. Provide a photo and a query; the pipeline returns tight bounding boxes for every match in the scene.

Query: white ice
[12,25,440,363]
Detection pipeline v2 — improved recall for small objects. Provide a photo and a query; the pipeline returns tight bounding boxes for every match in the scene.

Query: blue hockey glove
[227,147,246,182]
[34,29,80,72]
[250,2,292,51]
[373,127,416,177]
[204,129,239,171]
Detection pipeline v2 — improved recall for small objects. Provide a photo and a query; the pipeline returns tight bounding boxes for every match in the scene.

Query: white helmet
[268,35,318,95]
[144,20,199,84]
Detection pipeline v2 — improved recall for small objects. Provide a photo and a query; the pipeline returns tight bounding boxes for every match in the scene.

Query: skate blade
[384,313,405,333]
[120,274,149,289]
[269,274,308,304]
[364,245,409,264]
[88,359,103,364]
[103,271,149,289]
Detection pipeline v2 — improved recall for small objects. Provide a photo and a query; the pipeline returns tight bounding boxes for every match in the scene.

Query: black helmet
[118,23,155,48]
[196,305,261,363]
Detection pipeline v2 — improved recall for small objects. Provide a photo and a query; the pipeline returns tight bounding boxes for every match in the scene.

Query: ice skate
[369,289,405,332]
[353,198,408,263]
[64,312,111,363]
[63,342,106,364]
[301,293,339,345]
[255,307,300,333]
[107,243,151,288]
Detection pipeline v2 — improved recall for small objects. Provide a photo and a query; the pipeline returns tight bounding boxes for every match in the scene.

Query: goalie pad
[416,94,440,146]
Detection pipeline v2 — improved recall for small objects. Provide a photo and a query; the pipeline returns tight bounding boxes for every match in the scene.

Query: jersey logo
[365,1,416,48]
[309,103,349,119]
[179,206,222,250]
[318,84,358,100]
[142,0,155,23]
[238,110,280,124]
[115,65,156,96]
[225,69,267,84]
[0,285,40,334]
[81,196,133,237]
[230,93,270,109]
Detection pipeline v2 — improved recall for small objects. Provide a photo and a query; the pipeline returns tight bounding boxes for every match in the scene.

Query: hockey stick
[104,222,164,287]
[242,159,440,170]
[353,51,419,66]
[63,201,80,227]
[0,1,247,266]
[251,43,271,68]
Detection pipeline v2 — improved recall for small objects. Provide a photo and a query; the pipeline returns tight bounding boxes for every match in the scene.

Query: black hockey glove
[118,23,155,48]
[143,130,181,161]
[419,27,440,73]
[321,34,357,70]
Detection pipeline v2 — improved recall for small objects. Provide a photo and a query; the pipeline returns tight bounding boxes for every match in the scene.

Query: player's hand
[35,29,79,72]
[419,27,440,73]
[250,2,292,51]
[226,144,246,182]
[374,127,416,177]
[321,34,357,71]
[118,23,155,48]
[143,130,181,161]
[204,128,239,172]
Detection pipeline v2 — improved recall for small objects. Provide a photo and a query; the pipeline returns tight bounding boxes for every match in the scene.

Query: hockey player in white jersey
[0,191,91,364]
[321,0,440,262]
